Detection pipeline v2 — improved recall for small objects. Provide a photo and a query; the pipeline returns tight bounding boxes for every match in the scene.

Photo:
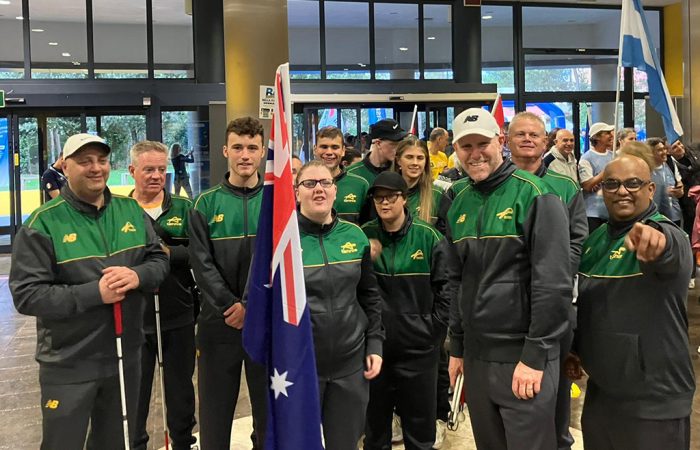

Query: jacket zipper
[318,233,334,381]
[97,215,111,257]
[243,195,249,236]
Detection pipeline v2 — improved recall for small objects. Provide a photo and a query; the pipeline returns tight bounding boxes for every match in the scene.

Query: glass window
[525,102,573,131]
[424,4,452,79]
[162,110,208,196]
[523,7,621,49]
[374,3,419,80]
[93,0,148,78]
[482,6,514,94]
[340,109,358,136]
[580,102,624,152]
[100,114,147,194]
[635,99,647,141]
[361,108,394,135]
[325,2,370,80]
[0,2,25,78]
[524,53,618,92]
[288,0,321,79]
[153,0,194,78]
[18,117,41,217]
[30,0,88,79]
[46,116,82,165]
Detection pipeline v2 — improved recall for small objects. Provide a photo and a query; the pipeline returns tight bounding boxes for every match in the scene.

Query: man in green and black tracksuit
[362,172,458,450]
[128,141,197,450]
[507,113,587,450]
[313,126,370,224]
[347,119,408,223]
[573,155,695,450]
[10,133,169,450]
[445,109,571,450]
[188,117,268,450]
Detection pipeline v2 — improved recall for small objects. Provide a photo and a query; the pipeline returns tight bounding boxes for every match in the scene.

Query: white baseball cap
[452,108,501,143]
[589,122,615,138]
[62,133,110,159]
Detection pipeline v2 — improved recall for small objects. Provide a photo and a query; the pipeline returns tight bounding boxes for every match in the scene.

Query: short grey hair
[130,141,168,165]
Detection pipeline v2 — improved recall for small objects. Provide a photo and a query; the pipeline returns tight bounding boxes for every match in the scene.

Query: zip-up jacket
[407,183,443,225]
[334,168,370,224]
[188,174,263,343]
[131,189,195,333]
[445,160,572,370]
[299,212,384,379]
[10,186,169,384]
[576,204,695,419]
[347,152,391,223]
[362,212,458,364]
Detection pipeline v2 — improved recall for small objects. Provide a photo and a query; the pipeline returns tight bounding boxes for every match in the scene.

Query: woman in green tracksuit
[393,136,443,225]
[295,160,384,450]
[362,171,459,450]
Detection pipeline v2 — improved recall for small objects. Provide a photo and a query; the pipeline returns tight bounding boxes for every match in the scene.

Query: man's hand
[512,361,543,400]
[99,275,125,304]
[161,243,171,256]
[369,239,383,262]
[364,354,383,379]
[624,222,666,263]
[668,185,684,199]
[564,353,584,380]
[102,266,140,294]
[448,356,464,388]
[224,302,245,329]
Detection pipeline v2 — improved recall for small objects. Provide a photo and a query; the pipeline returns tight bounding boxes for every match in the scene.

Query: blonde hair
[130,141,168,165]
[617,141,655,172]
[296,160,332,185]
[394,136,432,222]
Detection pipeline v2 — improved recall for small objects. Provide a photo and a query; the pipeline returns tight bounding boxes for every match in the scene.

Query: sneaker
[391,414,403,443]
[689,278,695,289]
[433,419,447,449]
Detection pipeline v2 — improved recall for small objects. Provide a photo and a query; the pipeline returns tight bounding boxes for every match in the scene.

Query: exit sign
[0,90,4,108]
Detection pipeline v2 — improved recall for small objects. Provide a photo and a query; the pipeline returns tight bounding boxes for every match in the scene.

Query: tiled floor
[0,252,698,449]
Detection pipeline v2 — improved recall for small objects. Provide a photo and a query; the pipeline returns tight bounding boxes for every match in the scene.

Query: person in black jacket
[362,172,458,450]
[170,143,194,198]
[569,155,695,450]
[188,117,268,450]
[10,133,169,450]
[296,160,384,450]
[128,141,197,450]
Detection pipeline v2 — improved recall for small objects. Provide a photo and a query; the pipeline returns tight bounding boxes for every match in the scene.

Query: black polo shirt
[41,165,67,202]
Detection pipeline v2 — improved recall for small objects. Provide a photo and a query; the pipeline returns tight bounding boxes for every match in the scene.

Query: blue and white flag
[583,105,592,154]
[620,0,683,143]
[243,63,324,450]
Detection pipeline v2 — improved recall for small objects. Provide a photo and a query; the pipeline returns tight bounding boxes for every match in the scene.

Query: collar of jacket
[128,188,172,217]
[334,167,347,183]
[378,208,413,240]
[607,202,658,239]
[60,185,112,218]
[222,172,264,196]
[472,159,517,195]
[551,147,575,163]
[534,160,547,178]
[407,182,420,197]
[363,151,392,175]
[298,210,339,235]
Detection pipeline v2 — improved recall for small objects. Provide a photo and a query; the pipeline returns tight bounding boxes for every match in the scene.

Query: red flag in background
[492,94,505,133]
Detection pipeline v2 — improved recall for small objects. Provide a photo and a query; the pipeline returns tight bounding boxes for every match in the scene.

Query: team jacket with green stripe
[407,183,444,225]
[333,168,369,224]
[576,205,695,419]
[188,175,262,343]
[347,152,391,223]
[299,212,384,379]
[362,212,458,364]
[445,161,572,370]
[9,187,169,383]
[131,189,195,333]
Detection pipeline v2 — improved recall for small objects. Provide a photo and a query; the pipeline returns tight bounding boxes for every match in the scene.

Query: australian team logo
[167,216,183,227]
[341,242,358,254]
[610,246,627,260]
[496,208,514,220]
[410,249,424,260]
[344,193,357,203]
[121,222,136,233]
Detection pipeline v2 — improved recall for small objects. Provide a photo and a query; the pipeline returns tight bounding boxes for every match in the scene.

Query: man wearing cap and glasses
[568,154,694,450]
[10,133,169,449]
[579,122,616,232]
[443,108,571,450]
[347,119,408,223]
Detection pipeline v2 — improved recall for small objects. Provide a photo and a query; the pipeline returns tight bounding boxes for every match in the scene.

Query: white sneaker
[689,278,695,289]
[391,414,403,443]
[433,419,447,449]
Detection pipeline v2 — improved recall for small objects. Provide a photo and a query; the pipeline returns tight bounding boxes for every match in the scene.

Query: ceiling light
[72,61,81,66]
[427,36,436,40]
[482,15,493,20]
[15,15,23,20]
[61,52,71,57]
[48,42,58,46]
[0,1,12,5]
[31,28,44,32]
[399,47,408,51]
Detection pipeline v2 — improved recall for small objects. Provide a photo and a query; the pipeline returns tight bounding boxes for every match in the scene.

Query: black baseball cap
[369,171,408,196]
[369,119,408,141]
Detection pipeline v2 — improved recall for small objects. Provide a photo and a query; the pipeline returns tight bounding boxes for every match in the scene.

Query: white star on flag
[270,368,294,399]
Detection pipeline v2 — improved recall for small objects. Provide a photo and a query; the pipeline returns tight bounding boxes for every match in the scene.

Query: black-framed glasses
[371,192,402,204]
[601,178,650,193]
[297,178,334,189]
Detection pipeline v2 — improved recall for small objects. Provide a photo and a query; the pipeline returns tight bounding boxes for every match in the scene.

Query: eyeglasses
[371,192,402,204]
[297,178,334,189]
[601,177,650,193]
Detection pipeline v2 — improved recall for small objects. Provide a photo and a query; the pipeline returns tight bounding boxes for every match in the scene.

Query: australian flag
[242,63,324,450]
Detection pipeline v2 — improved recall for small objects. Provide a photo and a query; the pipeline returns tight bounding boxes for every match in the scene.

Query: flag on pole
[409,104,419,136]
[242,63,324,450]
[491,94,505,132]
[620,0,683,143]
[583,105,592,154]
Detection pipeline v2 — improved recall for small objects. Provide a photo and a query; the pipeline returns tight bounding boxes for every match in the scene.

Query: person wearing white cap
[579,122,615,232]
[9,133,170,449]
[443,108,571,450]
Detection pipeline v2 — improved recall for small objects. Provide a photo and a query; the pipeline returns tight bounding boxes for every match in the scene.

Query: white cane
[154,291,170,449]
[113,302,131,450]
[447,373,465,431]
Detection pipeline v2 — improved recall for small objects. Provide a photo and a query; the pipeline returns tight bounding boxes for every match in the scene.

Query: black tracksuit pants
[39,356,141,450]
[318,367,370,450]
[134,324,196,450]
[436,330,451,422]
[555,329,575,450]
[197,338,268,450]
[364,353,439,450]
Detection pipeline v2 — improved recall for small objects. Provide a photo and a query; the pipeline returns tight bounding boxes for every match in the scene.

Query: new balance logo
[464,115,479,122]
[121,222,136,233]
[213,214,224,223]
[456,214,466,224]
[44,400,59,409]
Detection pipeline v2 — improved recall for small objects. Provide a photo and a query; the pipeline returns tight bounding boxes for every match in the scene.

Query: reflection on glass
[100,115,146,194]
[374,3,418,80]
[482,6,514,93]
[523,7,621,49]
[525,102,573,131]
[360,109,394,135]
[317,109,339,129]
[424,4,452,78]
[341,109,358,136]
[19,118,41,217]
[325,2,370,79]
[289,0,320,79]
[153,0,194,78]
[93,0,148,78]
[482,69,515,94]
[162,110,207,195]
[0,1,25,78]
[635,99,647,141]
[46,117,81,170]
[524,54,618,92]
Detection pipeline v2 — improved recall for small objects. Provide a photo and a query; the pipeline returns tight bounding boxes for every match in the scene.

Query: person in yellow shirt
[428,127,449,179]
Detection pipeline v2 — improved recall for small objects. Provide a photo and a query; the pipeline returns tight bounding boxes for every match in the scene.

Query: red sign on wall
[464,0,482,6]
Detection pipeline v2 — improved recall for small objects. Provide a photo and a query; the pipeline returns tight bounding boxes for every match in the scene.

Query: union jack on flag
[243,63,324,450]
